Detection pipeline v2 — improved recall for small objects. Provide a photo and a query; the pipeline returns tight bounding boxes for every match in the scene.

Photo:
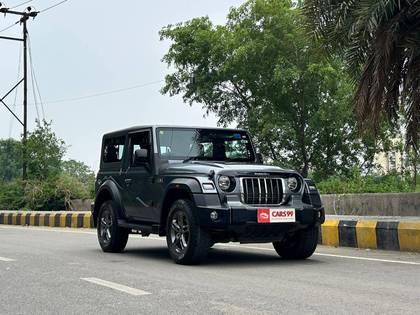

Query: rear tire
[166,199,212,265]
[97,200,129,253]
[273,226,318,259]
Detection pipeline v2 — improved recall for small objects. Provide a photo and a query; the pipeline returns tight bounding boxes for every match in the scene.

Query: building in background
[374,149,406,173]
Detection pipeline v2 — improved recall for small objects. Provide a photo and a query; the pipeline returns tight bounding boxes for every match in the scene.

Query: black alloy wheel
[97,200,129,253]
[169,210,190,255]
[166,199,212,265]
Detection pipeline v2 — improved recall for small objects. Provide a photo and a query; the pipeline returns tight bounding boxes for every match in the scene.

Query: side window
[103,136,125,163]
[129,131,151,166]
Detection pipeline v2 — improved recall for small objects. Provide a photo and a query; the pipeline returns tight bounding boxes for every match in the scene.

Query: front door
[123,130,156,222]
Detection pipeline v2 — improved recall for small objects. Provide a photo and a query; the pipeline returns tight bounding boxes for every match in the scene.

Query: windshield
[157,128,256,162]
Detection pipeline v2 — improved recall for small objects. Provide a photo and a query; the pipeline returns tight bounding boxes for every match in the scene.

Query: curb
[1,212,420,253]
[0,211,93,229]
[320,219,420,253]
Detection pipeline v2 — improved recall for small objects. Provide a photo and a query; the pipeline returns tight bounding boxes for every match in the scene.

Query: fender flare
[165,177,203,194]
[158,177,203,234]
[93,179,126,227]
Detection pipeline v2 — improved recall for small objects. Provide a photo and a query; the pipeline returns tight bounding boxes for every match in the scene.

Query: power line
[29,45,41,122]
[31,54,45,119]
[38,80,164,105]
[40,0,68,13]
[0,21,19,33]
[11,0,33,9]
[27,33,45,121]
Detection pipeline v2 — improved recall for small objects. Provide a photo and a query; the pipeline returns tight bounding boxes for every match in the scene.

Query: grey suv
[92,126,325,264]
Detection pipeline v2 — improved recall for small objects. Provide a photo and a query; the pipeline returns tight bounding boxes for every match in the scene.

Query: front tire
[273,226,318,259]
[166,199,212,265]
[97,200,129,253]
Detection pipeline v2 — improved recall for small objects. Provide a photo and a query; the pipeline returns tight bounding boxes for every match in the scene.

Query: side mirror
[134,149,149,165]
[256,152,263,164]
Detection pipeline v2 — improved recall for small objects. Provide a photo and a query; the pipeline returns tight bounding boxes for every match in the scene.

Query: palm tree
[303,0,419,156]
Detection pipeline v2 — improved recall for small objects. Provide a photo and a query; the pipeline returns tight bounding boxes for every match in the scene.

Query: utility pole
[0,4,38,180]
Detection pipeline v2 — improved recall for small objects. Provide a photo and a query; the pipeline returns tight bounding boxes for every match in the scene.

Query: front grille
[241,177,283,205]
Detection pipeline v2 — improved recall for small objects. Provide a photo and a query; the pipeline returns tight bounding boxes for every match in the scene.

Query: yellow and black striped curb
[1,212,420,253]
[320,219,420,253]
[0,211,93,228]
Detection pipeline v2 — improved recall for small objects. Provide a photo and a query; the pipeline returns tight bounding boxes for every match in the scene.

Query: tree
[303,0,420,179]
[0,139,22,181]
[26,120,66,180]
[62,159,95,185]
[160,0,365,177]
[0,121,95,210]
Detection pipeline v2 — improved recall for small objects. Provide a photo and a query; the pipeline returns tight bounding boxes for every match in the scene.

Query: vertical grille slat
[264,179,268,204]
[242,177,283,205]
[252,179,259,204]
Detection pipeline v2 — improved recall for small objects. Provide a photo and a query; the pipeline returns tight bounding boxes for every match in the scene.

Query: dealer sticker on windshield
[257,208,296,223]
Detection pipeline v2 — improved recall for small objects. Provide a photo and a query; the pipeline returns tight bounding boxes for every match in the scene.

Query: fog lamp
[210,211,218,221]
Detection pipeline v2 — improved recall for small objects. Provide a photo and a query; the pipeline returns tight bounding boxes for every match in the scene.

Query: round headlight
[218,176,233,191]
[287,176,300,192]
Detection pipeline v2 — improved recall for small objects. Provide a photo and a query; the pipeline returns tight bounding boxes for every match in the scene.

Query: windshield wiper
[182,156,200,163]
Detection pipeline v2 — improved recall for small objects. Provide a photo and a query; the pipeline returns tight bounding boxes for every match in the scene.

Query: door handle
[125,178,133,185]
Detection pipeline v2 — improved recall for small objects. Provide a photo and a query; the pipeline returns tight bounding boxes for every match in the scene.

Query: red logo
[257,208,270,223]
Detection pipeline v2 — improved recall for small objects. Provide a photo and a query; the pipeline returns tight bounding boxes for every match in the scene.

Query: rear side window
[103,136,125,163]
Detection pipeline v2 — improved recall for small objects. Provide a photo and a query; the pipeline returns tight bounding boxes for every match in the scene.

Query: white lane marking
[313,252,420,266]
[213,243,420,266]
[2,225,420,266]
[0,256,16,262]
[81,277,151,296]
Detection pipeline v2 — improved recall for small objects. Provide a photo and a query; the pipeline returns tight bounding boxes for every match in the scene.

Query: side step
[117,220,160,236]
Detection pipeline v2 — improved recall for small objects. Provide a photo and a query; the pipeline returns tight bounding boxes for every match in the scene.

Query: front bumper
[196,202,325,242]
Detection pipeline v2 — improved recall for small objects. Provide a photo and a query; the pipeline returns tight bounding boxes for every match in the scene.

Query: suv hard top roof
[103,125,247,138]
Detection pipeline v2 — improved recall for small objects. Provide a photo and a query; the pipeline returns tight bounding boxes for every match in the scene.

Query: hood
[159,160,298,177]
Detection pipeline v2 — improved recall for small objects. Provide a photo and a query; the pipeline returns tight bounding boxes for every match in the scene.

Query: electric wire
[31,58,45,119]
[27,35,41,122]
[27,34,45,121]
[10,0,33,9]
[0,21,19,33]
[29,54,41,123]
[40,0,68,13]
[38,80,164,105]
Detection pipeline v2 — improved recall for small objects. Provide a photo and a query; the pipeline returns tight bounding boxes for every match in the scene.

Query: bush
[0,121,95,211]
[24,175,94,211]
[0,174,94,211]
[0,180,25,210]
[317,169,415,194]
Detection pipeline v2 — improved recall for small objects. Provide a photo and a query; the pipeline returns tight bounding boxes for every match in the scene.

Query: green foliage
[0,180,25,210]
[303,0,420,151]
[26,120,66,180]
[317,169,415,194]
[0,121,95,210]
[160,0,373,177]
[0,139,22,181]
[62,159,95,185]
[23,174,93,211]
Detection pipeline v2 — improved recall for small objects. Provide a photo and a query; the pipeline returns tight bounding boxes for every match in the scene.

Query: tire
[97,200,129,253]
[272,226,318,259]
[166,199,212,265]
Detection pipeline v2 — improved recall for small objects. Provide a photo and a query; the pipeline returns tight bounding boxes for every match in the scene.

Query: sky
[0,0,245,171]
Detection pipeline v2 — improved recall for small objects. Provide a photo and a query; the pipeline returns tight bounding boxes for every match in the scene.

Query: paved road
[1,225,420,315]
